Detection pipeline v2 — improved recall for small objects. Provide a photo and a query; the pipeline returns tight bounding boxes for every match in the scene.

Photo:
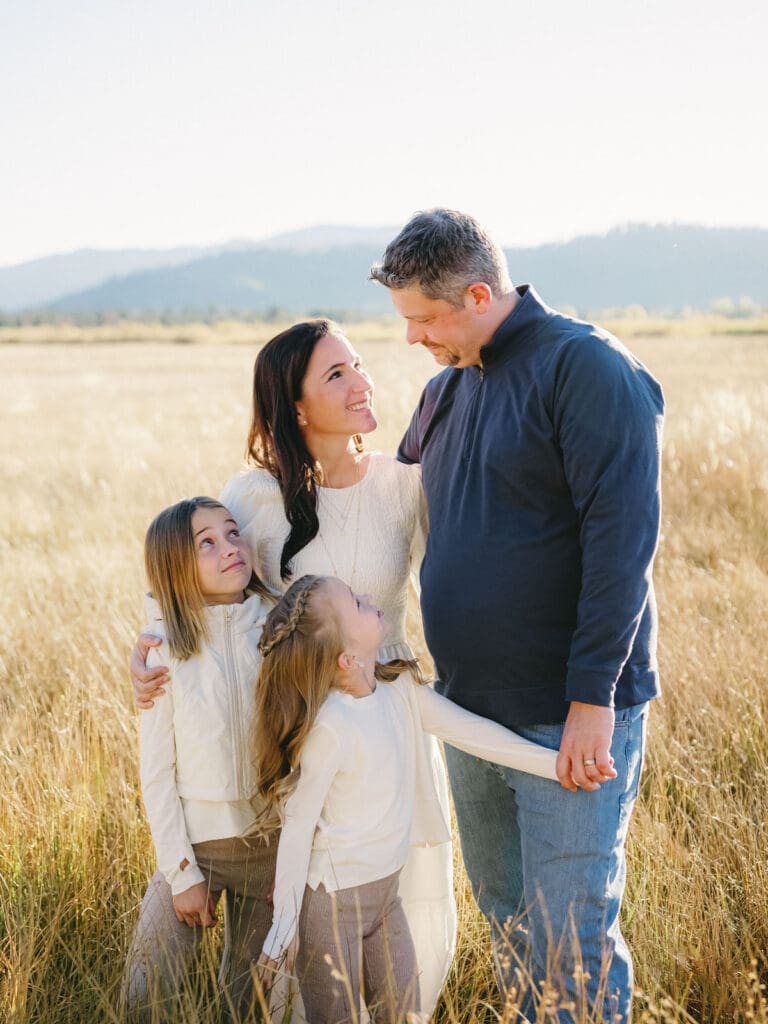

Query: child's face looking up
[323,578,387,658]
[192,506,252,605]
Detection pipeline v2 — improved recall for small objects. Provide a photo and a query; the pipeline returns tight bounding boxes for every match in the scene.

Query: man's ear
[465,282,493,313]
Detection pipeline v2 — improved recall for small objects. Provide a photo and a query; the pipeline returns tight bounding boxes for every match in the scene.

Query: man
[370,209,664,1022]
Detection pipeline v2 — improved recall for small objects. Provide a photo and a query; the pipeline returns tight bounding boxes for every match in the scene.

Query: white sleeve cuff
[169,860,206,895]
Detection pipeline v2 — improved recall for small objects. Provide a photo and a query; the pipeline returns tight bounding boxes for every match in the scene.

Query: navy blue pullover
[398,286,664,728]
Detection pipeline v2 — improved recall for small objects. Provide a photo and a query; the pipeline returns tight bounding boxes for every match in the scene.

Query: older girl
[252,574,559,1024]
[124,497,275,1022]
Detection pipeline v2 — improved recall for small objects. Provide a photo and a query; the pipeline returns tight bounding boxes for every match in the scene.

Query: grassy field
[1,324,767,1023]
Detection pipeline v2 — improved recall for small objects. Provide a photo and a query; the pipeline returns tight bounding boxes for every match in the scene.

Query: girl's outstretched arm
[408,679,563,783]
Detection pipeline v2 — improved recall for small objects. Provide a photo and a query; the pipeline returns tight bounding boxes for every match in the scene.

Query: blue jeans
[445,702,648,1023]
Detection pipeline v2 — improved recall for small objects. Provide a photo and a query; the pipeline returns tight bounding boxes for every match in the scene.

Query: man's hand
[130,633,170,709]
[172,882,218,928]
[557,701,618,792]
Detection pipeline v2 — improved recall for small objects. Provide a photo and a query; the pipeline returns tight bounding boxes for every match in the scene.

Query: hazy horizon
[3,217,768,272]
[3,0,766,267]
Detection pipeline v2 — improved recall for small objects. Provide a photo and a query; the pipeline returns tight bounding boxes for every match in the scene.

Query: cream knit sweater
[220,453,426,661]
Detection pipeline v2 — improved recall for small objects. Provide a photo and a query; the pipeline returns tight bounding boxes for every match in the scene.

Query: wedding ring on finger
[583,758,597,766]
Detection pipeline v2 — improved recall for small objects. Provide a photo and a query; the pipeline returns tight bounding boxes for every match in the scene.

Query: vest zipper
[223,608,246,797]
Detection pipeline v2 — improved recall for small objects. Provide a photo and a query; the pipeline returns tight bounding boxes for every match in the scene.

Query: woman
[130,320,455,1018]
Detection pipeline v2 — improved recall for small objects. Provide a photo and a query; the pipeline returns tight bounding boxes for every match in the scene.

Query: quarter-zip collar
[477,285,553,370]
[144,590,269,637]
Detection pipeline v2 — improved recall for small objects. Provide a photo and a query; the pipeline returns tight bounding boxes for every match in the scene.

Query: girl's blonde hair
[252,574,423,834]
[144,496,271,660]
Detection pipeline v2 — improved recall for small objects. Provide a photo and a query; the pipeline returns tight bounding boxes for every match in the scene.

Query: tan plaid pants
[122,834,276,1022]
[296,870,420,1024]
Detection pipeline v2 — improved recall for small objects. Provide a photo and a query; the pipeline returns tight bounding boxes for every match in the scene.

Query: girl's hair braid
[250,574,342,834]
[249,574,426,836]
[258,574,324,657]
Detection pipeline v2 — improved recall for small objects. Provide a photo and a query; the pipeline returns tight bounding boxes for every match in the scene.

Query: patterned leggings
[296,870,420,1024]
[122,835,276,1022]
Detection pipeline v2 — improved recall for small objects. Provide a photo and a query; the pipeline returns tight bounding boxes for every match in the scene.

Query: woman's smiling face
[294,332,377,441]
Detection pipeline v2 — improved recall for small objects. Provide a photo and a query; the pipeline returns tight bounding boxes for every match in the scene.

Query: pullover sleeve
[553,335,664,706]
[262,722,343,961]
[397,391,425,466]
[411,681,558,781]
[139,646,205,895]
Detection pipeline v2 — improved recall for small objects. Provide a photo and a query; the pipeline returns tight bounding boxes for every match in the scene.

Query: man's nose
[406,321,424,345]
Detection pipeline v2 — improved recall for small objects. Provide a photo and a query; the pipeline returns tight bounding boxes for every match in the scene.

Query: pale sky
[2,0,766,267]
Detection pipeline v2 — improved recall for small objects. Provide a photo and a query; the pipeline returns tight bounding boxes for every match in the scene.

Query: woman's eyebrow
[322,361,346,378]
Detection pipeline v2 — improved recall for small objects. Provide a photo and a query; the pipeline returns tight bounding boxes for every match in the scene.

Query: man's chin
[424,344,459,367]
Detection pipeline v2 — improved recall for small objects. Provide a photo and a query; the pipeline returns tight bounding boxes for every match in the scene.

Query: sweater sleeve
[139,646,205,895]
[552,335,664,706]
[410,467,428,584]
[410,680,558,781]
[262,722,343,960]
[220,468,281,544]
[398,462,428,597]
[219,472,255,527]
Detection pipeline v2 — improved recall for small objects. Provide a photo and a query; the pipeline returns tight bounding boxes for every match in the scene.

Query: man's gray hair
[370,208,514,307]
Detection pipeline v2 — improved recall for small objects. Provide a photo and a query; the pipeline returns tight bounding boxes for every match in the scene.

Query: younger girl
[124,496,276,1022]
[253,574,560,1024]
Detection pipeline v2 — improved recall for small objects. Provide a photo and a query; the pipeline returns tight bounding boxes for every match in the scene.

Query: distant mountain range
[1,224,766,316]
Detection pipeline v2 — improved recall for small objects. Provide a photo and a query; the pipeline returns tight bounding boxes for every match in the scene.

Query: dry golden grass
[1,326,767,1023]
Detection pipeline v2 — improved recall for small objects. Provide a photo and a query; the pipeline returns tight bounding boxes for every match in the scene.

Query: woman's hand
[130,633,170,709]
[172,882,218,928]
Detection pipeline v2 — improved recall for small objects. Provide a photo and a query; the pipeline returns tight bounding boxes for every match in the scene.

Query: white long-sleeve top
[220,453,426,663]
[221,453,456,1015]
[140,592,269,895]
[262,672,559,960]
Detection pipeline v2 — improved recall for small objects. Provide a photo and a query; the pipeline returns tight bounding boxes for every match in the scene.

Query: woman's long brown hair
[246,319,335,580]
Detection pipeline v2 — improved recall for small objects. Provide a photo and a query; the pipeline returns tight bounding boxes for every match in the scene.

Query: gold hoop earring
[353,433,364,454]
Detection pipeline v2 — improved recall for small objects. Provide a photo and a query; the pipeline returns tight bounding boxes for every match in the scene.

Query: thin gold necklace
[316,461,363,588]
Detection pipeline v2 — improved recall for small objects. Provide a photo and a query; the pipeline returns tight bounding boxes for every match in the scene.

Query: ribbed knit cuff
[565,668,616,708]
